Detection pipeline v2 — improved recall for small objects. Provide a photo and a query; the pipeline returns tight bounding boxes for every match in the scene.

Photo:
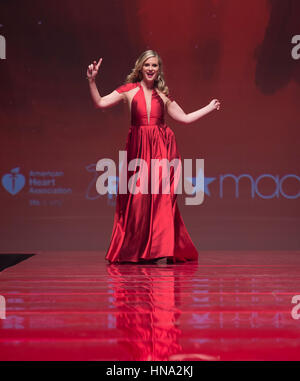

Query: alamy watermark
[291,295,300,320]
[96,151,204,205]
[0,35,6,59]
[0,295,6,319]
[291,35,300,60]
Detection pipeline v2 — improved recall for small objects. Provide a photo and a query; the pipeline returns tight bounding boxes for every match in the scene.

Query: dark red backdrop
[0,0,299,252]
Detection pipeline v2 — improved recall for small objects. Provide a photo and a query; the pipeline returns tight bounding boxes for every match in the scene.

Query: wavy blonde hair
[125,50,170,97]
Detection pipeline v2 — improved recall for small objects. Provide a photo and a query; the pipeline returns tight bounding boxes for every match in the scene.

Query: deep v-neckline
[139,82,154,125]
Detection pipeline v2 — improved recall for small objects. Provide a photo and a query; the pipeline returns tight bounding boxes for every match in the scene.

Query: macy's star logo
[186,168,216,196]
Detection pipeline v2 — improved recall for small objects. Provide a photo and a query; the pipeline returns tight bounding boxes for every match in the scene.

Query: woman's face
[141,56,159,83]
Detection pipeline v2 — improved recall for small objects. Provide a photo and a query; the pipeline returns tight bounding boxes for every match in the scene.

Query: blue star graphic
[186,169,216,196]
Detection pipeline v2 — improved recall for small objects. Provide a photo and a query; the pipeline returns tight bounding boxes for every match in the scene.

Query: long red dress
[105,81,198,263]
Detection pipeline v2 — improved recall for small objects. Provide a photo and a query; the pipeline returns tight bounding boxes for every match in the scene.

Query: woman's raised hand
[209,99,221,111]
[87,58,103,81]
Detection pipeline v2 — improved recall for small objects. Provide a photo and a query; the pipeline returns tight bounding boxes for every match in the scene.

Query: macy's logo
[1,167,26,195]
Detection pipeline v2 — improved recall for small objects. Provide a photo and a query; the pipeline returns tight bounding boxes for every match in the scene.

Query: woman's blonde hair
[125,50,170,96]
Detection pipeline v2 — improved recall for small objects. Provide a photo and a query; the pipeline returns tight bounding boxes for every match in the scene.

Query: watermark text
[0,35,6,59]
[0,295,6,319]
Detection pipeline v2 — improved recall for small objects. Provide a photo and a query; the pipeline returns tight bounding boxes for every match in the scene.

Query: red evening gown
[105,81,198,263]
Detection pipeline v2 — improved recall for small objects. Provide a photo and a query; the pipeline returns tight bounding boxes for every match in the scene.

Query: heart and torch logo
[1,167,26,195]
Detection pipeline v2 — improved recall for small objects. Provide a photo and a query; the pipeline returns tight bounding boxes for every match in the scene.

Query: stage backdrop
[0,0,299,252]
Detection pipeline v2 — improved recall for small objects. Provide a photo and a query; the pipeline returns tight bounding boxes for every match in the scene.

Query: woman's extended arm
[167,98,221,124]
[87,57,124,109]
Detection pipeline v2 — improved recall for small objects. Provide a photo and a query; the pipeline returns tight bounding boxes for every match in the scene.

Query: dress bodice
[115,81,173,126]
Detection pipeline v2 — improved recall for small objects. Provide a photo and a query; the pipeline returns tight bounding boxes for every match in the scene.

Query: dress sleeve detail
[115,82,138,93]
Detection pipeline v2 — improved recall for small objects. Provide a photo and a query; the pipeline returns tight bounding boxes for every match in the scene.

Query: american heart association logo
[1,167,26,195]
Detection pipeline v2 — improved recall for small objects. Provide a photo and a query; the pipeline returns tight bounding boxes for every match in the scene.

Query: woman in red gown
[87,50,220,264]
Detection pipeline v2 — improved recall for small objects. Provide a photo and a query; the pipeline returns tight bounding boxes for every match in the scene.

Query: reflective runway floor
[0,251,300,361]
